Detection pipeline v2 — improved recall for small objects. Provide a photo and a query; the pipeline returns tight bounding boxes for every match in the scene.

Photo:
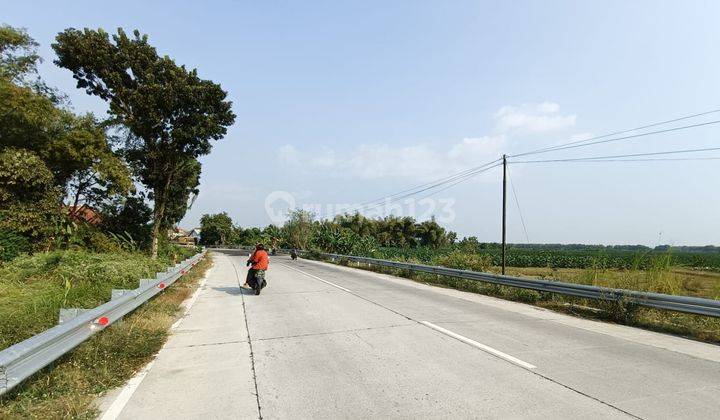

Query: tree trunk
[151,175,172,259]
[71,179,87,214]
[151,210,163,259]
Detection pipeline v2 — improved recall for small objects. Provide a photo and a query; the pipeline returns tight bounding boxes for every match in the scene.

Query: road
[99,250,720,419]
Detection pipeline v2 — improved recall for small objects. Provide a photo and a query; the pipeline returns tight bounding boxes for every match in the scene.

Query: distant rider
[246,243,269,295]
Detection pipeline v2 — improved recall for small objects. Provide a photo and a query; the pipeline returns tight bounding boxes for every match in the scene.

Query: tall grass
[0,253,213,419]
[0,248,194,349]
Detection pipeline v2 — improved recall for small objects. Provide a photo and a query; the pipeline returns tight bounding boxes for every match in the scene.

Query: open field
[366,246,720,300]
[374,245,720,272]
[503,266,720,300]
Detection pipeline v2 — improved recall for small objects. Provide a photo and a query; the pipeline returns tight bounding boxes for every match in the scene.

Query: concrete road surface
[99,251,720,419]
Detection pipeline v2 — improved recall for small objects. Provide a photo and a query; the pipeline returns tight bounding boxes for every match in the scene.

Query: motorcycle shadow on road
[211,286,252,296]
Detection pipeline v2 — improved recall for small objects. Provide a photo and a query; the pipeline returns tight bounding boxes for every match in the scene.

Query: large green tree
[0,25,132,253]
[53,28,235,258]
[0,77,129,193]
[200,212,234,246]
[0,24,62,101]
[284,209,315,249]
[0,25,132,205]
[0,25,39,84]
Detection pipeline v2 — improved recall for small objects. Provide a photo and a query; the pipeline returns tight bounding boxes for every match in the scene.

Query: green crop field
[369,245,720,272]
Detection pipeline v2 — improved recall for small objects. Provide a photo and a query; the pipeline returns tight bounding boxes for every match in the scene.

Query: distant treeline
[200,210,457,255]
[201,209,720,271]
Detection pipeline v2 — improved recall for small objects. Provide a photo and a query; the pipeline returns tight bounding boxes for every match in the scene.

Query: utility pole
[501,154,507,275]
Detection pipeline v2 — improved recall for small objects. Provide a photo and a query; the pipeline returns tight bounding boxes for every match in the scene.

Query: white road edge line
[99,265,211,420]
[279,263,353,293]
[420,321,537,370]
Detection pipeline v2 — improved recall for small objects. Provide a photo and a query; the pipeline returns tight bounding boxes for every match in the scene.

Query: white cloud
[278,135,505,181]
[494,102,576,134]
[280,145,338,168]
[537,101,560,113]
[278,144,301,165]
[309,147,337,168]
[277,101,580,182]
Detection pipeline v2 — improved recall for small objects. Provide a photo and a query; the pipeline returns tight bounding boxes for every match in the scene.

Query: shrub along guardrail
[303,251,720,318]
[0,250,207,396]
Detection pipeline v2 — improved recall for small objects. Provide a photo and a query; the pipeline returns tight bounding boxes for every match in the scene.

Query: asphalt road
[99,251,720,419]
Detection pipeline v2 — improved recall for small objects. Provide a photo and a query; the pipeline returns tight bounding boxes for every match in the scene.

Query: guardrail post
[111,289,133,300]
[58,308,90,324]
[139,279,155,289]
[0,366,6,393]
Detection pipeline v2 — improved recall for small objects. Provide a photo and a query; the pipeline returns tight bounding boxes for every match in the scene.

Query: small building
[169,226,200,246]
[67,204,102,226]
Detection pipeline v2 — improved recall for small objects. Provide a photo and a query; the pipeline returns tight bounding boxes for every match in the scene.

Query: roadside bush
[0,229,30,261]
[432,251,492,272]
[86,230,123,253]
[645,252,683,295]
[504,287,541,304]
[0,149,62,249]
[157,237,196,263]
[595,293,640,324]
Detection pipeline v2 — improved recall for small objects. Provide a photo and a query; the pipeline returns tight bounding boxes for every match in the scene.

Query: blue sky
[5,1,720,245]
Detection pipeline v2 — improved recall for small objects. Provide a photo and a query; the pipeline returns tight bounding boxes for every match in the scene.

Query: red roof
[67,204,102,226]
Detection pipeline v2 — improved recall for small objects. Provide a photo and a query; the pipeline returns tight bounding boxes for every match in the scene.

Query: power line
[328,160,501,218]
[508,109,720,157]
[413,162,504,202]
[357,162,502,214]
[352,158,501,209]
[510,146,720,164]
[521,157,720,163]
[349,162,503,216]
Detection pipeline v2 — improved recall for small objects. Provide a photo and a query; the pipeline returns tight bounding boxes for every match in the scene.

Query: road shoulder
[298,257,720,363]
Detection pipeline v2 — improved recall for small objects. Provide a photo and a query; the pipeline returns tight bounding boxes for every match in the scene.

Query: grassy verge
[0,253,212,419]
[503,266,720,300]
[0,247,196,349]
[325,256,720,345]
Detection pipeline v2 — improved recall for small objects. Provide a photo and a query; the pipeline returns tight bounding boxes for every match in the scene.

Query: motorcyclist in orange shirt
[246,243,269,295]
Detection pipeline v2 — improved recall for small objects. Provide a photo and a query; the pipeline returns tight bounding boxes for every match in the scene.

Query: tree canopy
[0,25,135,254]
[200,212,234,246]
[198,210,457,254]
[53,28,235,257]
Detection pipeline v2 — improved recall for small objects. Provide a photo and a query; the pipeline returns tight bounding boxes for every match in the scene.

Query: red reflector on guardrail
[181,269,186,275]
[95,316,109,326]
[158,282,166,289]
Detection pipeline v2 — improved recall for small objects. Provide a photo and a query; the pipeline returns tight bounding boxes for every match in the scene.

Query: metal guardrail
[306,252,720,318]
[0,250,207,396]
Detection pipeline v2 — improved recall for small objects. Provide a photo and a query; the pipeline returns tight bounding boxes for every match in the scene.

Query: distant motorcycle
[290,249,298,260]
